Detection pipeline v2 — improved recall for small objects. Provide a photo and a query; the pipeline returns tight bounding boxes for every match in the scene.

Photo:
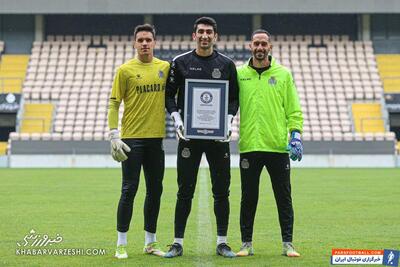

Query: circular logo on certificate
[200,92,213,104]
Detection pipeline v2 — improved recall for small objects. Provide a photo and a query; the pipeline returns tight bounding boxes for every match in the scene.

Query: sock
[242,241,252,247]
[145,231,156,245]
[283,241,292,247]
[174,238,183,246]
[217,236,227,245]
[117,231,127,246]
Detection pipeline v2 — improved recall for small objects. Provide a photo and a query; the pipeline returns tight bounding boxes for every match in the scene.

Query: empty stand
[0,55,29,93]
[6,34,396,144]
[376,54,400,93]
[352,103,385,132]
[20,103,54,133]
[0,141,7,155]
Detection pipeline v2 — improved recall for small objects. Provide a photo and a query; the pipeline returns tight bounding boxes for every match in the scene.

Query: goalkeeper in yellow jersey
[107,24,169,259]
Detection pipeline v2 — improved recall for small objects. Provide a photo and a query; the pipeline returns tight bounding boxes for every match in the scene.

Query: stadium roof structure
[0,0,400,14]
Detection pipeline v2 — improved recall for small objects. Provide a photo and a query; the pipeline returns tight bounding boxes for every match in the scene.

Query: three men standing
[108,20,303,260]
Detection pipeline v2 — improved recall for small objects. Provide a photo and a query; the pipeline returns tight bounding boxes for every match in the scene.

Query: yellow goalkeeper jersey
[109,57,169,138]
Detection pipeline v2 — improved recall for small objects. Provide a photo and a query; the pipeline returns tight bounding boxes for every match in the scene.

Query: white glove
[218,114,234,142]
[171,112,189,141]
[109,129,131,162]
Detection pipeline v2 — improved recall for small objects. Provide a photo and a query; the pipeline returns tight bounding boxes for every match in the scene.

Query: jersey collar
[246,55,275,73]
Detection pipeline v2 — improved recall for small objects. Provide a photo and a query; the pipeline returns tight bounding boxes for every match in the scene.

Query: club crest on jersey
[181,147,191,158]
[241,158,250,169]
[212,68,221,78]
[136,74,142,80]
[158,70,164,78]
[268,76,277,85]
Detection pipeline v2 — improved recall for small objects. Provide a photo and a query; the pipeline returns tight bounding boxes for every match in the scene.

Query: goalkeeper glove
[171,111,189,141]
[218,114,234,142]
[109,129,131,162]
[287,131,303,161]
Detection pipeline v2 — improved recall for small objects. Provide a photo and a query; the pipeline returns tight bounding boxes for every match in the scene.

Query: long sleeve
[108,99,120,129]
[284,71,303,133]
[107,67,126,130]
[165,59,181,114]
[228,61,239,116]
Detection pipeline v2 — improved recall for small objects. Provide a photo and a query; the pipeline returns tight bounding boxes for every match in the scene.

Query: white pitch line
[196,159,214,266]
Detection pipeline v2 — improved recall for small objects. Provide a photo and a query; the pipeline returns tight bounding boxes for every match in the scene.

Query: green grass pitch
[1,168,399,266]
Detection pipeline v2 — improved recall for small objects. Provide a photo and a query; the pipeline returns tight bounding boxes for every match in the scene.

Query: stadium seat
[9,35,395,143]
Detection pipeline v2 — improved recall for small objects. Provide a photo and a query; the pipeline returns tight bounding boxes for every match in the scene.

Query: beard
[254,50,267,60]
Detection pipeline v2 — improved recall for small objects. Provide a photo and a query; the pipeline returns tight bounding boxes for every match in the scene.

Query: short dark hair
[251,29,271,40]
[193,17,217,33]
[133,24,156,40]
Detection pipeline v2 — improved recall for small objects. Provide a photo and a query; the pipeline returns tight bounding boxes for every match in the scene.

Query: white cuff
[171,112,183,125]
[109,129,120,140]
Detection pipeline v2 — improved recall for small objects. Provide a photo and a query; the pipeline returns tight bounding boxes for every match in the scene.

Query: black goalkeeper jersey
[165,49,239,118]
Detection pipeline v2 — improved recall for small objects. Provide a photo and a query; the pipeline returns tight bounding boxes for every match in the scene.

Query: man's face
[193,24,217,50]
[250,33,272,61]
[134,31,155,57]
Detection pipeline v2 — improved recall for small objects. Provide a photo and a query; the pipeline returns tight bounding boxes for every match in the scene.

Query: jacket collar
[247,55,274,69]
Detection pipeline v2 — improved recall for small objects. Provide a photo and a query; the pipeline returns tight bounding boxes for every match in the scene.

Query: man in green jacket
[236,29,303,257]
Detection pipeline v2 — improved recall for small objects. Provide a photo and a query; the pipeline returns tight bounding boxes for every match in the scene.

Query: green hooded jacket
[237,57,303,153]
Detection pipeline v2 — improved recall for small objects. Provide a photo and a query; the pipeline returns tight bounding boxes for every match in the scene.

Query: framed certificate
[184,79,229,140]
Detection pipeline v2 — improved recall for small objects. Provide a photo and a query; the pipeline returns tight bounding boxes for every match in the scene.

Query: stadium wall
[44,14,358,38]
[0,15,34,53]
[6,154,400,168]
[1,0,400,14]
[1,13,398,54]
[371,14,400,53]
[6,140,399,168]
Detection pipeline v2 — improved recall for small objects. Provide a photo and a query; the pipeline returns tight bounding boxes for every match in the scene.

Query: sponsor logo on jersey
[212,68,221,78]
[135,83,165,94]
[189,67,202,71]
[240,78,251,81]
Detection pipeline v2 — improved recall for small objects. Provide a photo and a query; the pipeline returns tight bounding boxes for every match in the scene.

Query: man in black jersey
[164,17,239,258]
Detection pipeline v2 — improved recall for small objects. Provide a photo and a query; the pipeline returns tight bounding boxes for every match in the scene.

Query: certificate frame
[184,79,229,140]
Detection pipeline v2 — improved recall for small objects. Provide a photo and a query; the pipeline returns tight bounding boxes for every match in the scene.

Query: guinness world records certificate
[184,79,229,140]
